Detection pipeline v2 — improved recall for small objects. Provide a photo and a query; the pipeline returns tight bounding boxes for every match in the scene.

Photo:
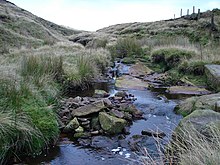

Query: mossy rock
[174,109,220,138]
[64,117,80,132]
[175,93,220,116]
[99,112,127,134]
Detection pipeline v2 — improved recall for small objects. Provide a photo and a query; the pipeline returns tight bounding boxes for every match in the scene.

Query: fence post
[180,8,182,17]
[211,12,215,29]
[193,6,195,14]
[187,9,189,15]
[198,9,201,20]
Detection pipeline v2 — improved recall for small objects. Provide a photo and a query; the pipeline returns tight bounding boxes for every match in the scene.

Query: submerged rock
[99,112,127,134]
[141,129,166,138]
[115,91,128,98]
[119,104,143,119]
[91,136,117,149]
[74,132,91,139]
[72,100,105,117]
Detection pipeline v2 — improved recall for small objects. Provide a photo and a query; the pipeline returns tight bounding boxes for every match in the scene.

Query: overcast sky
[12,0,220,31]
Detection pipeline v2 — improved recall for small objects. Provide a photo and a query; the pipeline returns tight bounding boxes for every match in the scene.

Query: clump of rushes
[109,37,144,59]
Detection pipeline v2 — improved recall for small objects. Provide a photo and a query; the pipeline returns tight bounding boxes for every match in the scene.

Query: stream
[23,63,182,165]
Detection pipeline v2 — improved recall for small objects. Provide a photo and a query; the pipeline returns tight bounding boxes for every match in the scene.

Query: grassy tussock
[0,112,43,164]
[20,55,63,81]
[0,77,59,164]
[65,48,111,86]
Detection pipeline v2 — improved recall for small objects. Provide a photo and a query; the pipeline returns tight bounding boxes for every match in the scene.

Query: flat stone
[81,120,90,126]
[72,100,105,117]
[110,109,125,118]
[103,98,113,107]
[116,75,149,90]
[77,118,89,122]
[129,62,153,77]
[166,86,211,96]
[91,130,99,135]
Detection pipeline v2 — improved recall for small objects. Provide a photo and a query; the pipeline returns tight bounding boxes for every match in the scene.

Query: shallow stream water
[23,63,182,165]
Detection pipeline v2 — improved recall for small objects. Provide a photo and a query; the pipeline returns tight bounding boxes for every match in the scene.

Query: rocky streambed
[23,61,215,165]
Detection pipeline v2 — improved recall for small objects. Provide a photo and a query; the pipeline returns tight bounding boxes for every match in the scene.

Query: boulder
[205,64,220,91]
[72,100,105,117]
[174,110,220,138]
[99,112,127,134]
[119,104,143,118]
[64,117,79,132]
[175,93,220,116]
[166,86,211,97]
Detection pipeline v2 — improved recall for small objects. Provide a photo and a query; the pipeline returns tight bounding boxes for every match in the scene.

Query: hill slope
[0,0,82,54]
[70,9,220,47]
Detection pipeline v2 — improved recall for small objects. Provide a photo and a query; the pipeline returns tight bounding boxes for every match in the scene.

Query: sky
[12,0,220,31]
